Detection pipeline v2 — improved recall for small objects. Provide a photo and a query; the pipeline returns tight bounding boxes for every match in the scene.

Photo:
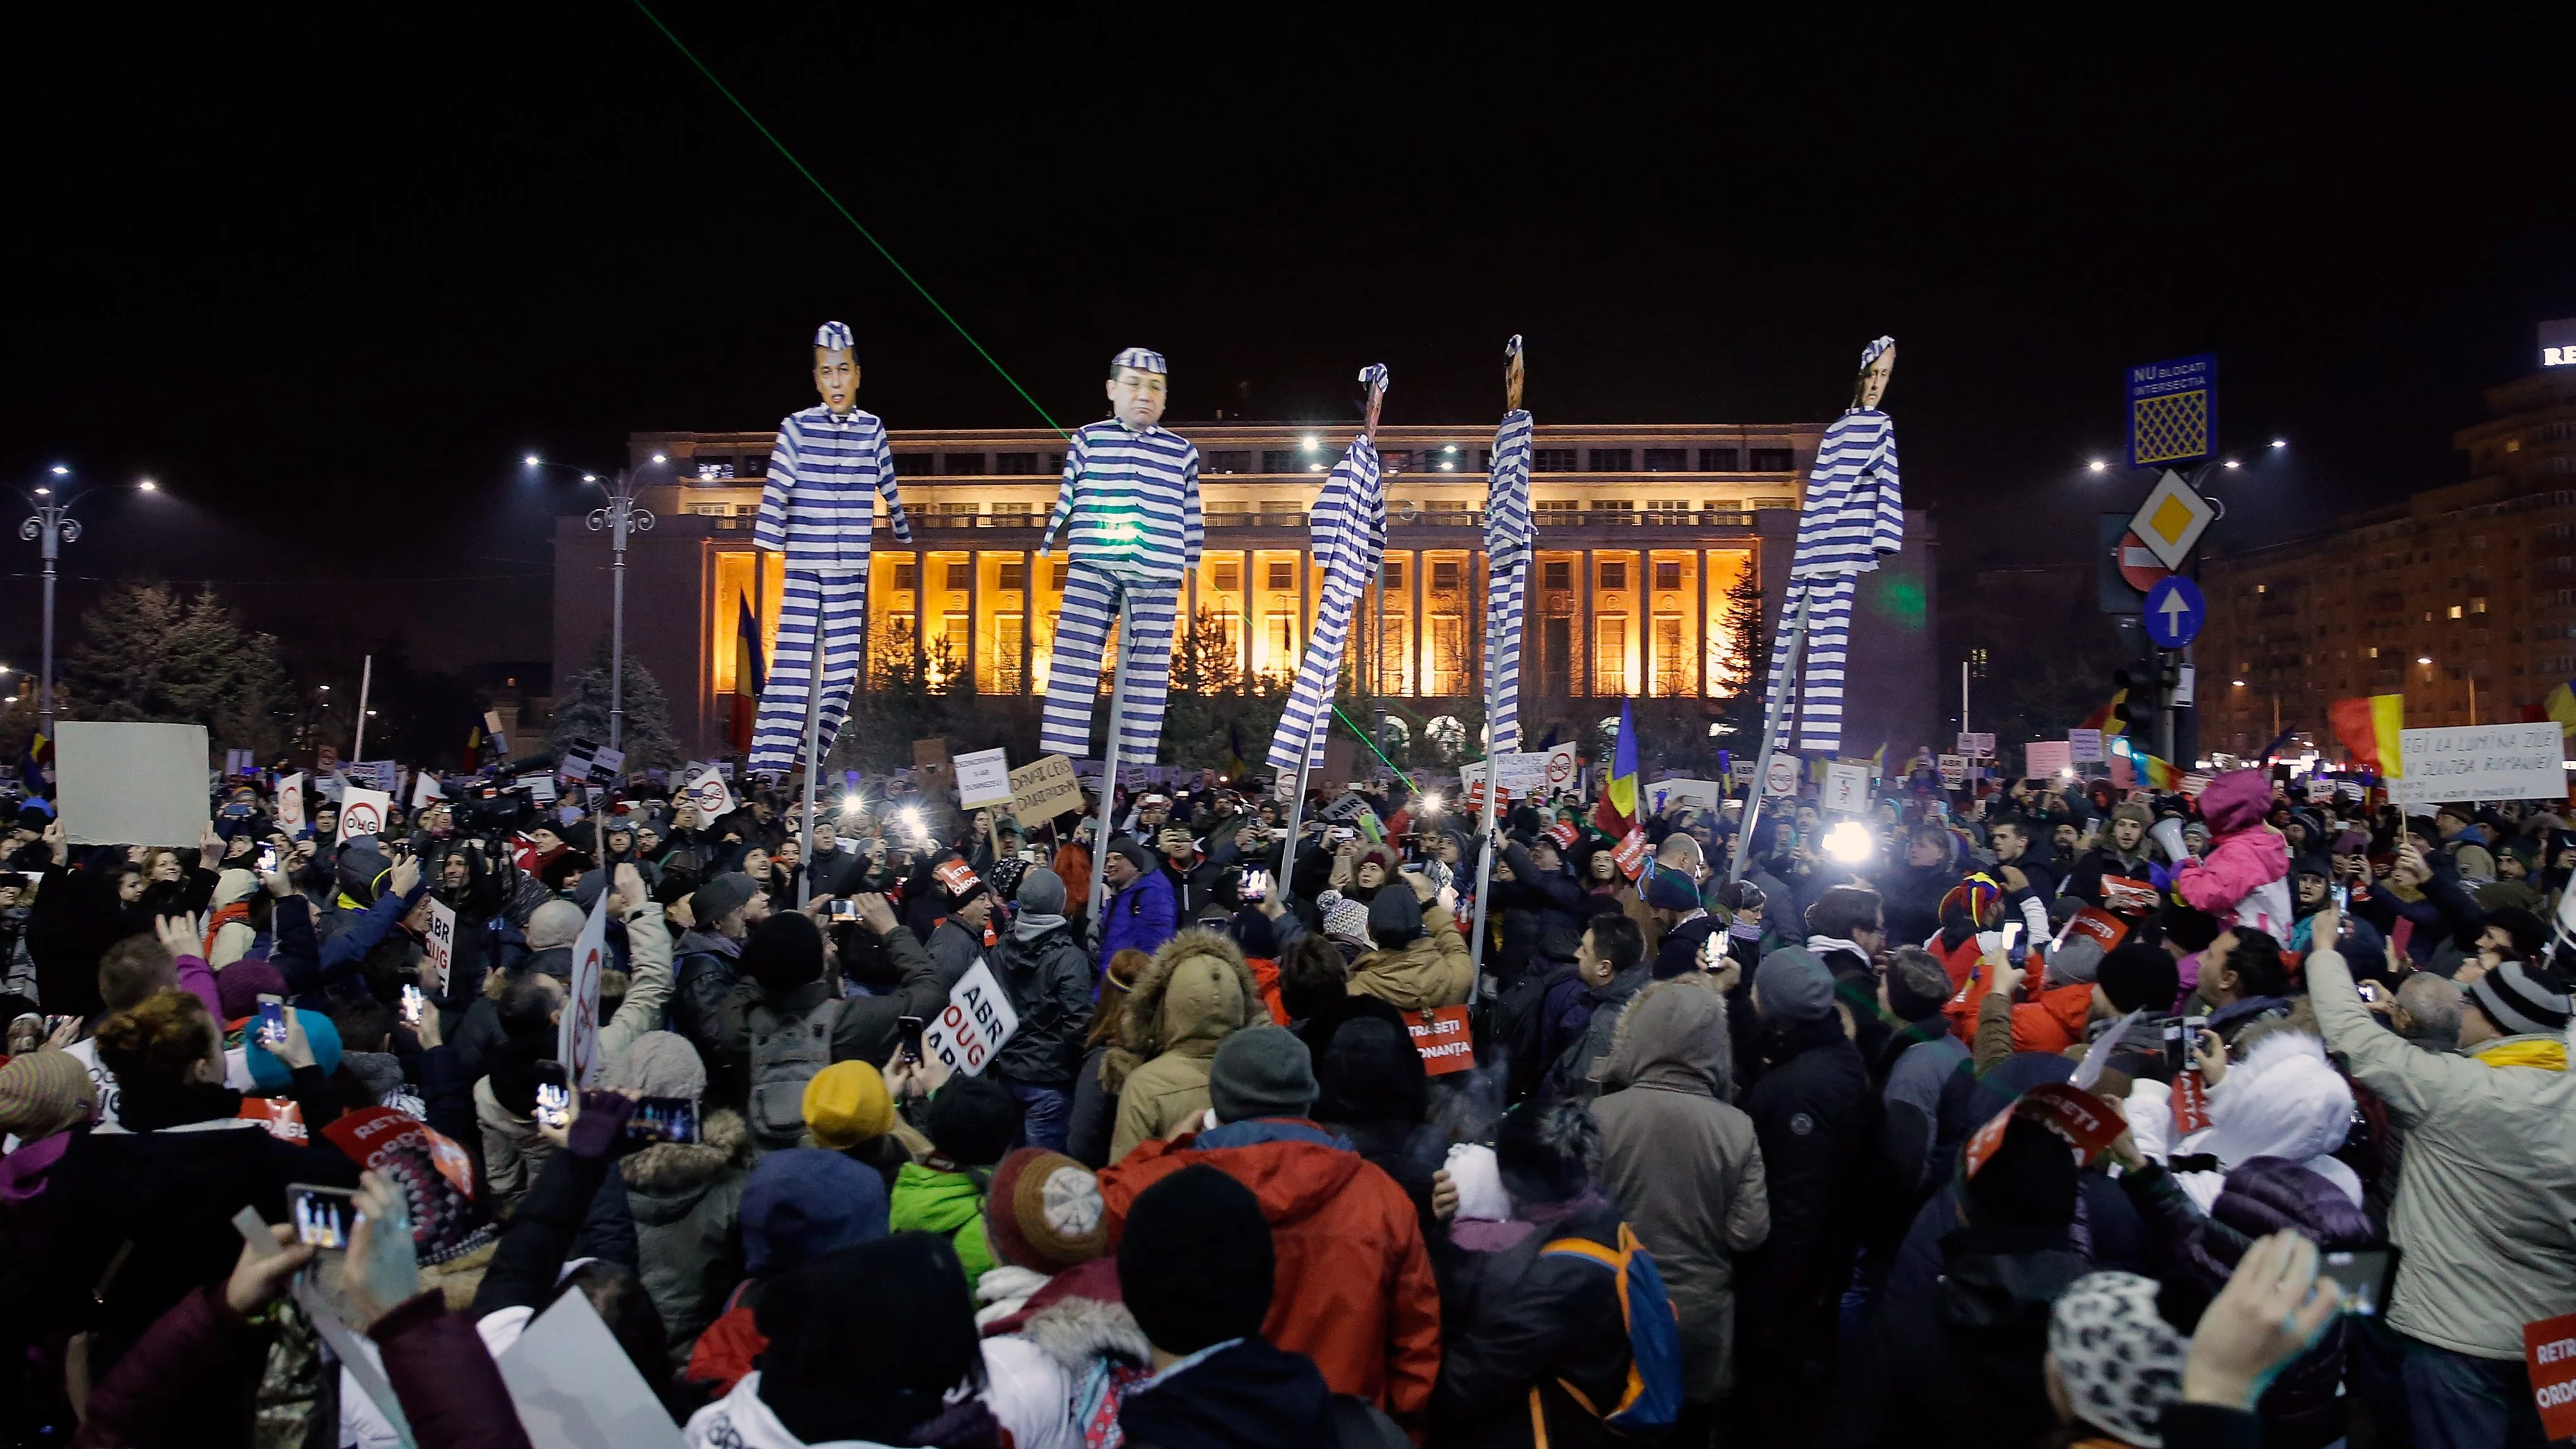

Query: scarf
[2474,1036,2568,1071]
[1013,911,1067,944]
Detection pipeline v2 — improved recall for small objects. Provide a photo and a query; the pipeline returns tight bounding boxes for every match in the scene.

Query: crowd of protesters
[0,742,2563,1448]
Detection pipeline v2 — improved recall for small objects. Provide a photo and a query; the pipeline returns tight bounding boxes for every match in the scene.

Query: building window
[1646,499,1690,522]
[1533,448,1578,472]
[1262,450,1301,472]
[1600,560,1628,590]
[1267,612,1297,660]
[993,452,1038,475]
[1384,559,1406,588]
[1213,562,1241,591]
[1432,560,1462,589]
[1051,562,1069,589]
[1543,560,1573,591]
[1589,448,1633,472]
[1208,451,1250,474]
[1655,616,1687,695]
[1380,451,1414,473]
[994,614,1024,694]
[945,453,984,475]
[894,453,938,477]
[1748,448,1794,472]
[941,562,970,591]
[894,564,919,591]
[1266,560,1294,590]
[997,561,1026,591]
[1596,616,1628,694]
[1699,447,1740,471]
[1542,616,1573,694]
[1655,560,1683,590]
[1643,448,1687,472]
[1535,499,1580,519]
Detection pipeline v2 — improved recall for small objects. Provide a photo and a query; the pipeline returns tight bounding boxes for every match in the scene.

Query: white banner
[1646,777,1725,814]
[2390,723,2567,806]
[919,959,1020,1077]
[953,747,1014,808]
[559,891,609,1087]
[337,787,393,843]
[1494,752,1550,794]
[57,722,211,848]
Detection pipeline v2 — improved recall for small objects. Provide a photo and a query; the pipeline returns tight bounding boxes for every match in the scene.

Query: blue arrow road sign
[2143,576,2205,648]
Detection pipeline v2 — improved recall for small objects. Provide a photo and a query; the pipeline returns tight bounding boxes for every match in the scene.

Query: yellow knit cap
[802,1060,894,1149]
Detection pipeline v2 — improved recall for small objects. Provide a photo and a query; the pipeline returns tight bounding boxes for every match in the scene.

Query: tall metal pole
[1465,630,1507,994]
[1087,592,1137,918]
[1727,589,1812,886]
[1961,658,1970,735]
[352,654,374,762]
[37,538,57,741]
[588,470,654,755]
[19,492,77,743]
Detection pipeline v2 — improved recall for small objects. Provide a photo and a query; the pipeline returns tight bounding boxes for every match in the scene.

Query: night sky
[8,7,2571,680]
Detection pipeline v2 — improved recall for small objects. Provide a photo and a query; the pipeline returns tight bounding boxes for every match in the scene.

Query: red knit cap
[982,1148,1107,1274]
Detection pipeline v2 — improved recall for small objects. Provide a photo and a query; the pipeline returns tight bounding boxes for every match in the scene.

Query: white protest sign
[1494,751,1550,794]
[679,763,733,819]
[337,787,393,843]
[1728,757,1758,785]
[2068,728,2106,764]
[1763,752,1799,797]
[1957,731,1997,758]
[954,747,1014,808]
[1010,755,1085,826]
[1545,744,1579,793]
[1648,777,1726,814]
[589,745,626,782]
[2389,723,2566,807]
[274,772,306,832]
[2025,740,2074,777]
[2306,779,2334,804]
[918,959,1020,1076]
[1822,761,1870,814]
[56,722,211,848]
[1938,753,1968,789]
[526,774,559,804]
[495,1282,689,1449]
[559,891,609,1087]
[421,897,457,996]
[410,770,444,808]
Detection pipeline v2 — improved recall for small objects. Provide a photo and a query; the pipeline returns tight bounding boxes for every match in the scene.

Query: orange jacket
[1943,969,2096,1055]
[1099,1121,1440,1419]
[1244,957,1290,1026]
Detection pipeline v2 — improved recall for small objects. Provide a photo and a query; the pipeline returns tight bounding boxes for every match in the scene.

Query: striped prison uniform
[1037,420,1202,760]
[1765,407,1901,754]
[1267,435,1385,772]
[748,405,911,773]
[1482,408,1534,755]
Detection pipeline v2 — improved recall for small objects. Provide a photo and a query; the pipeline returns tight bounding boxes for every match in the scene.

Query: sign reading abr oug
[2389,723,2566,806]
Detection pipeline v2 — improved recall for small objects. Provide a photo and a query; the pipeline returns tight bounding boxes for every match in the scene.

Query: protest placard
[1822,761,1870,813]
[679,763,733,819]
[560,892,608,1085]
[2025,740,2074,777]
[421,897,457,995]
[919,960,1020,1076]
[1407,1006,1475,1075]
[2068,728,2105,763]
[57,722,211,847]
[1009,755,1084,827]
[2389,723,2565,807]
[274,772,306,832]
[954,747,1014,808]
[337,787,392,843]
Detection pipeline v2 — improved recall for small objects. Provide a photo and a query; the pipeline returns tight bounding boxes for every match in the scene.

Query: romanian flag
[2080,688,2129,735]
[2545,680,2576,739]
[1591,699,1638,835]
[2328,694,2405,777]
[2139,752,2183,791]
[462,723,484,772]
[730,591,766,755]
[19,731,49,799]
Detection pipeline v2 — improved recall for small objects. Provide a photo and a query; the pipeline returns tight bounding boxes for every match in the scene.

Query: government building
[553,418,1941,764]
[2198,323,2576,758]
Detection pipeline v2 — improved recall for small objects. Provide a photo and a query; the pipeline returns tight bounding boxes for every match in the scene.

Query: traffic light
[2114,665,2160,730]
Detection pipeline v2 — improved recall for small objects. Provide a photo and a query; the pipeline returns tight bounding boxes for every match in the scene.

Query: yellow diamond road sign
[2129,470,2214,572]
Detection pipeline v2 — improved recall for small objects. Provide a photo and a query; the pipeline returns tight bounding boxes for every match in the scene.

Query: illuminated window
[894,564,918,591]
[997,562,1026,591]
[1432,560,1462,590]
[1655,560,1683,590]
[1384,558,1406,588]
[1213,562,1240,591]
[1596,616,1629,694]
[1543,560,1573,591]
[1600,561,1628,590]
[1267,560,1294,590]
[944,562,970,591]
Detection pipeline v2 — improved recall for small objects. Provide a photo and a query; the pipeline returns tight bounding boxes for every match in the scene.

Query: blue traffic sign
[2143,575,2206,648]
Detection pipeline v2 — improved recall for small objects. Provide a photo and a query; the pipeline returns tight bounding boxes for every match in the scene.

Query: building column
[1580,547,1596,697]
[1640,552,1655,697]
[1413,549,1427,697]
[1696,549,1709,698]
[1470,550,1487,712]
[965,550,979,694]
[1238,551,1253,685]
[1019,553,1035,697]
[1299,555,1313,660]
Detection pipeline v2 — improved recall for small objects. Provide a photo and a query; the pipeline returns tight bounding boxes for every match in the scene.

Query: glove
[2150,816,2191,866]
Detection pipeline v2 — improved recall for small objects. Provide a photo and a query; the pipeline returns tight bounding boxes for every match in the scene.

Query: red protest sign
[1408,1006,1475,1076]
[1611,828,1650,882]
[933,858,980,897]
[2066,906,2130,953]
[1965,1082,2126,1178]
[237,1096,307,1143]
[2526,1313,2576,1440]
[2171,1069,2214,1136]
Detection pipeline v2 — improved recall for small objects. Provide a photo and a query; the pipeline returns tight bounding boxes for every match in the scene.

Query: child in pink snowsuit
[2173,769,2292,939]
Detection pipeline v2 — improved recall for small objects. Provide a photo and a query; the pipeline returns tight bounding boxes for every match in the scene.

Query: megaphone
[2150,816,2190,867]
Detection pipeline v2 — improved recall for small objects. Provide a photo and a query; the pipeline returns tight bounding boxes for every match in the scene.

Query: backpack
[746,996,840,1147]
[1528,1223,1682,1441]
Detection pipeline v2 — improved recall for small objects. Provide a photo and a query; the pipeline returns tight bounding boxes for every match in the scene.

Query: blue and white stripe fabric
[754,406,913,569]
[1764,571,1858,755]
[1037,568,1180,760]
[815,320,855,354]
[750,571,870,772]
[1112,347,1167,375]
[1268,430,1385,772]
[1483,406,1534,755]
[1859,334,1894,370]
[1040,422,1202,586]
[1786,408,1901,578]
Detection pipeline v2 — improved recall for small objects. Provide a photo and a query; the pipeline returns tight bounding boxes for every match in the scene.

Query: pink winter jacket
[2173,770,2292,936]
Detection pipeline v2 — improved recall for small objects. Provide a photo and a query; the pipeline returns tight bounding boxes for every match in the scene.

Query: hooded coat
[2172,770,2294,936]
[1588,977,1770,1401]
[1345,904,1474,1013]
[987,916,1093,1090]
[621,1106,752,1362]
[1106,931,1267,1162]
[1099,1123,1442,1419]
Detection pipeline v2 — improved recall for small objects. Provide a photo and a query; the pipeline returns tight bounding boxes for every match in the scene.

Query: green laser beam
[628,0,1067,440]
[1331,703,1418,794]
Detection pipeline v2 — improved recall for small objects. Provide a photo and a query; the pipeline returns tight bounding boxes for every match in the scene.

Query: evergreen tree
[1715,565,1770,745]
[549,638,682,770]
[64,582,287,755]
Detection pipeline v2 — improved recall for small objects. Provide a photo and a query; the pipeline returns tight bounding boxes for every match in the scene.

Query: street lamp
[18,466,149,738]
[524,457,658,751]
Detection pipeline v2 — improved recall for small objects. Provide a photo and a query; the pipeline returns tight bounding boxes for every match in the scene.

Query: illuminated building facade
[553,418,1941,762]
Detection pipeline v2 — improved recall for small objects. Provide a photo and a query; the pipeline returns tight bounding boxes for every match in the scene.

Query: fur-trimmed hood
[1597,973,1734,1099]
[1103,928,1264,1090]
[620,1106,749,1201]
[1021,1291,1150,1371]
[2206,1031,2351,1170]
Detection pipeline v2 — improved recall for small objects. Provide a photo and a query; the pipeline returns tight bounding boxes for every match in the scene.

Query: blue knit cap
[245,1007,342,1091]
